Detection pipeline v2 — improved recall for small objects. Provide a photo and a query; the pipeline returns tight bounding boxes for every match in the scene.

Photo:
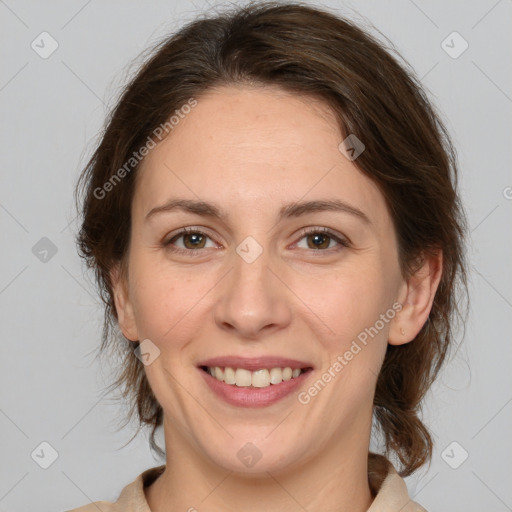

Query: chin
[202,434,303,476]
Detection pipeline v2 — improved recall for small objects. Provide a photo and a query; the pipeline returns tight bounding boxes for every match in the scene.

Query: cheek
[290,260,395,401]
[292,262,392,343]
[128,258,211,344]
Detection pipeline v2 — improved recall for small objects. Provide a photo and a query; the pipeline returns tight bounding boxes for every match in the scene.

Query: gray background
[1,0,511,510]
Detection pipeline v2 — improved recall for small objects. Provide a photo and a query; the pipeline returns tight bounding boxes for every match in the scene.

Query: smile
[201,365,310,387]
[198,366,313,408]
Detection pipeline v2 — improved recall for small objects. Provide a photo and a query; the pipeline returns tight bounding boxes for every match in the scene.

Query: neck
[146,419,375,512]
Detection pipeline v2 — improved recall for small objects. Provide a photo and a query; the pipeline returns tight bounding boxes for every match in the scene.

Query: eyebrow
[145,198,372,225]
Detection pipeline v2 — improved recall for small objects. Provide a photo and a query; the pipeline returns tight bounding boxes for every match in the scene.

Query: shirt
[66,453,427,511]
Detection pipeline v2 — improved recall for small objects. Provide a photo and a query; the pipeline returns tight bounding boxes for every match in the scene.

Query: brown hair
[76,1,468,477]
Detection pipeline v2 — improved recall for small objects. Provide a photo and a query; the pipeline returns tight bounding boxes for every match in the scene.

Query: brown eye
[181,232,207,249]
[295,228,349,252]
[164,228,217,255]
[306,232,332,250]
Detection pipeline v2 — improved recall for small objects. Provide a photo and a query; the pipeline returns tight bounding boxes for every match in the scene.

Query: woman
[70,2,467,511]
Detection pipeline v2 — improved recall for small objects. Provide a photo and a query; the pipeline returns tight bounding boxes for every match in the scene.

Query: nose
[213,246,292,340]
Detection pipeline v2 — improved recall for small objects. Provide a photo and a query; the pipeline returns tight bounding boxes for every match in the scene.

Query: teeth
[269,367,282,384]
[214,367,224,381]
[224,366,236,384]
[235,368,252,387]
[282,367,292,381]
[252,369,270,388]
[204,366,307,387]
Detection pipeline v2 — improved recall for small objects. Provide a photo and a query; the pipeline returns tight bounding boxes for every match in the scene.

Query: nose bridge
[233,237,271,293]
[213,235,291,338]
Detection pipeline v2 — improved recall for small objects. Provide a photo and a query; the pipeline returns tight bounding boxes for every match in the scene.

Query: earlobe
[388,250,443,346]
[110,264,139,342]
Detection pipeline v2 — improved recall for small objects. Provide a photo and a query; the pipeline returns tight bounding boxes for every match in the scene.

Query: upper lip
[197,356,313,371]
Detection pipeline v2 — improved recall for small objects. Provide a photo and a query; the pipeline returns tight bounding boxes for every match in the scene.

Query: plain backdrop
[1,0,511,510]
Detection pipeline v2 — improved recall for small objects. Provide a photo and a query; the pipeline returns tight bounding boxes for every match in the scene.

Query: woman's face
[115,85,410,473]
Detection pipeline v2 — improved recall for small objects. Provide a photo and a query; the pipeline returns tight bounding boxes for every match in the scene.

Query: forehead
[134,85,389,228]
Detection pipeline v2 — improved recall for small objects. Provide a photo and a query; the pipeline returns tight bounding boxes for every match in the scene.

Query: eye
[294,227,350,252]
[164,227,218,255]
[163,226,350,257]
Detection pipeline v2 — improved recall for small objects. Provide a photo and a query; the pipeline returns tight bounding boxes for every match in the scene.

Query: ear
[110,264,139,342]
[388,249,443,346]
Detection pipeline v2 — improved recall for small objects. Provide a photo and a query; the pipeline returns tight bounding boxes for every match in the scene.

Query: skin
[112,84,442,512]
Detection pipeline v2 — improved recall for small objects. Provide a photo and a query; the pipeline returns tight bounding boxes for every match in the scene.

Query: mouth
[199,365,312,388]
[196,356,314,408]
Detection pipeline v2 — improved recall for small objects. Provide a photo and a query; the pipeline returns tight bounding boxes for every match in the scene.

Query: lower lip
[199,368,313,408]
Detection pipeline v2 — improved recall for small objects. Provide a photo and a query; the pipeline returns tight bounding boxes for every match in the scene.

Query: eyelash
[163,226,350,257]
